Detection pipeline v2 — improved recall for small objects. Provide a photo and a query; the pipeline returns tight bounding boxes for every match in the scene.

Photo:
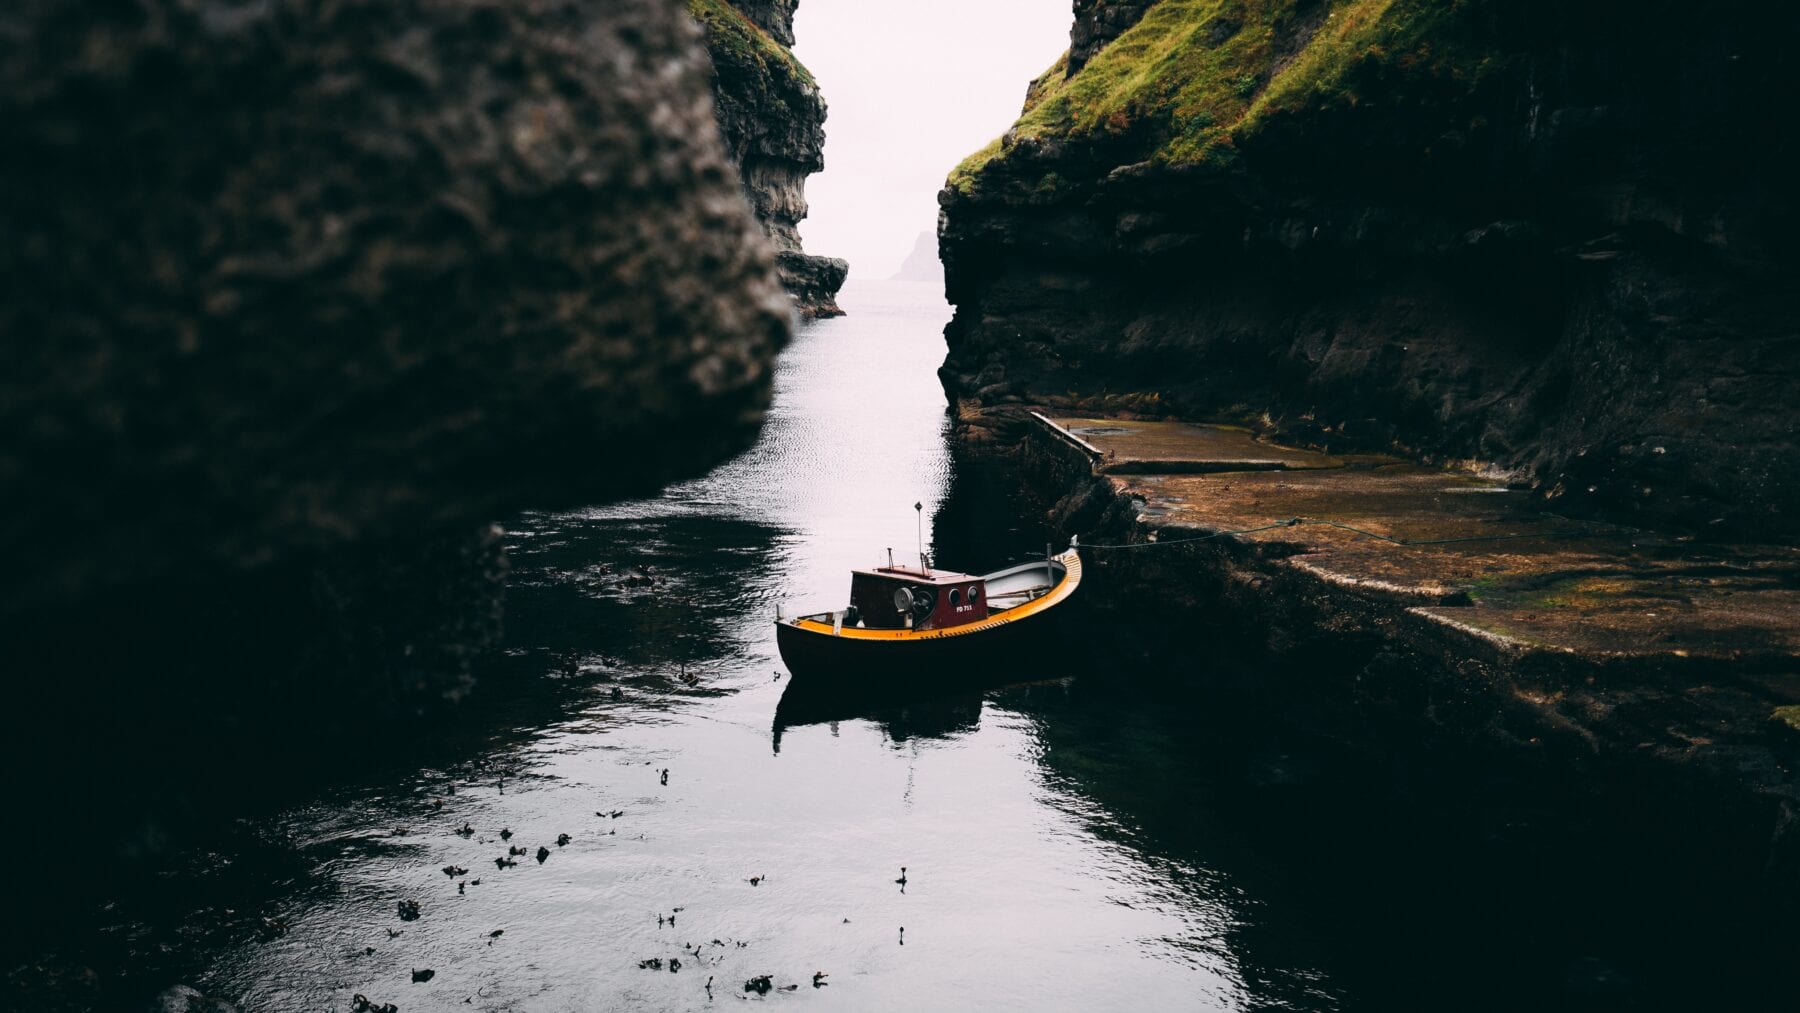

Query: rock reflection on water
[21,280,1782,1011]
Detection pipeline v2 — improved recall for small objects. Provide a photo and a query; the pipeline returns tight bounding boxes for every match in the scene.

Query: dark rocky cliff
[1,0,789,730]
[940,0,1800,540]
[690,0,848,317]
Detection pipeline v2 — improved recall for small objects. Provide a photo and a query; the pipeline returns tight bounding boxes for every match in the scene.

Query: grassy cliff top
[687,0,816,87]
[951,0,1498,192]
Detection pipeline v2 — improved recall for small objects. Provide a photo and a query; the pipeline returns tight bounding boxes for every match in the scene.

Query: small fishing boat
[774,541,1082,681]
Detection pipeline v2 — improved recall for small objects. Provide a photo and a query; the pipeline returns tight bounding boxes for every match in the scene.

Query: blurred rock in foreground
[0,0,790,720]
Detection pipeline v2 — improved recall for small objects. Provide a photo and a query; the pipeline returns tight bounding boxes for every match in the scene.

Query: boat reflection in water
[770,647,1079,753]
[770,680,987,753]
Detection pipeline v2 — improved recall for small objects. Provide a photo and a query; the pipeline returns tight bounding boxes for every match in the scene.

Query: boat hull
[775,550,1081,683]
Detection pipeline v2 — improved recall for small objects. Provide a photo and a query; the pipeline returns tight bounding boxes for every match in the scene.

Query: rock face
[690,0,848,318]
[0,0,790,714]
[1068,0,1154,75]
[731,0,800,45]
[940,0,1800,540]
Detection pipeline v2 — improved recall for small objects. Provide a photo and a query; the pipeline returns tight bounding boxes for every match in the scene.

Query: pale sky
[792,0,1072,279]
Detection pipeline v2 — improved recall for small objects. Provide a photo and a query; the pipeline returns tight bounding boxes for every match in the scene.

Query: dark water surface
[35,281,1789,1011]
[189,280,1302,1010]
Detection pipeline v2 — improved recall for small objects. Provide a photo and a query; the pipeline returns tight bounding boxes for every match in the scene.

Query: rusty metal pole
[915,501,924,572]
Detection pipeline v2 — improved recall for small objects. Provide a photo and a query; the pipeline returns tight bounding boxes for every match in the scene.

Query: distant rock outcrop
[891,231,943,284]
[691,0,849,317]
[0,0,790,714]
[940,0,1800,539]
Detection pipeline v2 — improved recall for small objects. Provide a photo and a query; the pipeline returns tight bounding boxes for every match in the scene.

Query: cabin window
[949,588,962,606]
[970,586,980,602]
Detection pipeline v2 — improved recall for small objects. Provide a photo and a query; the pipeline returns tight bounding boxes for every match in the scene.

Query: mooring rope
[1076,517,1621,551]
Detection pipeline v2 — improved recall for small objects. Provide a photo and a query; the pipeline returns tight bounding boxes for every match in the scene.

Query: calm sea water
[191,280,1305,1010]
[55,280,1787,1011]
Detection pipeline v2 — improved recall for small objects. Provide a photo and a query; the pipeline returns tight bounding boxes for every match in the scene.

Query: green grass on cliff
[687,0,815,86]
[951,0,1498,191]
[948,137,1005,192]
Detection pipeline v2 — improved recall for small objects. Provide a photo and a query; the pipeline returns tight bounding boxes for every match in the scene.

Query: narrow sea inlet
[38,281,1753,1011]
[11,3,1795,1009]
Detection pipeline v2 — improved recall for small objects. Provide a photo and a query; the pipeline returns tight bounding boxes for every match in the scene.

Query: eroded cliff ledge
[940,0,1800,540]
[1,0,790,722]
[691,0,848,317]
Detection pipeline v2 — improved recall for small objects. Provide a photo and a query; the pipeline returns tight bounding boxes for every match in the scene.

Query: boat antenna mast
[914,501,925,573]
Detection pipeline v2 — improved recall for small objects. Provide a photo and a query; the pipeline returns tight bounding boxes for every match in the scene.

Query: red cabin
[845,565,988,631]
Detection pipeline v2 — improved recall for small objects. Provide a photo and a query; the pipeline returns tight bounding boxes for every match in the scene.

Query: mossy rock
[687,0,815,87]
[951,0,1505,192]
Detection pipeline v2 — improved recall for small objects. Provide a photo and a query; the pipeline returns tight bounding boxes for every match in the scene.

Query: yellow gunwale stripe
[782,551,1082,642]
